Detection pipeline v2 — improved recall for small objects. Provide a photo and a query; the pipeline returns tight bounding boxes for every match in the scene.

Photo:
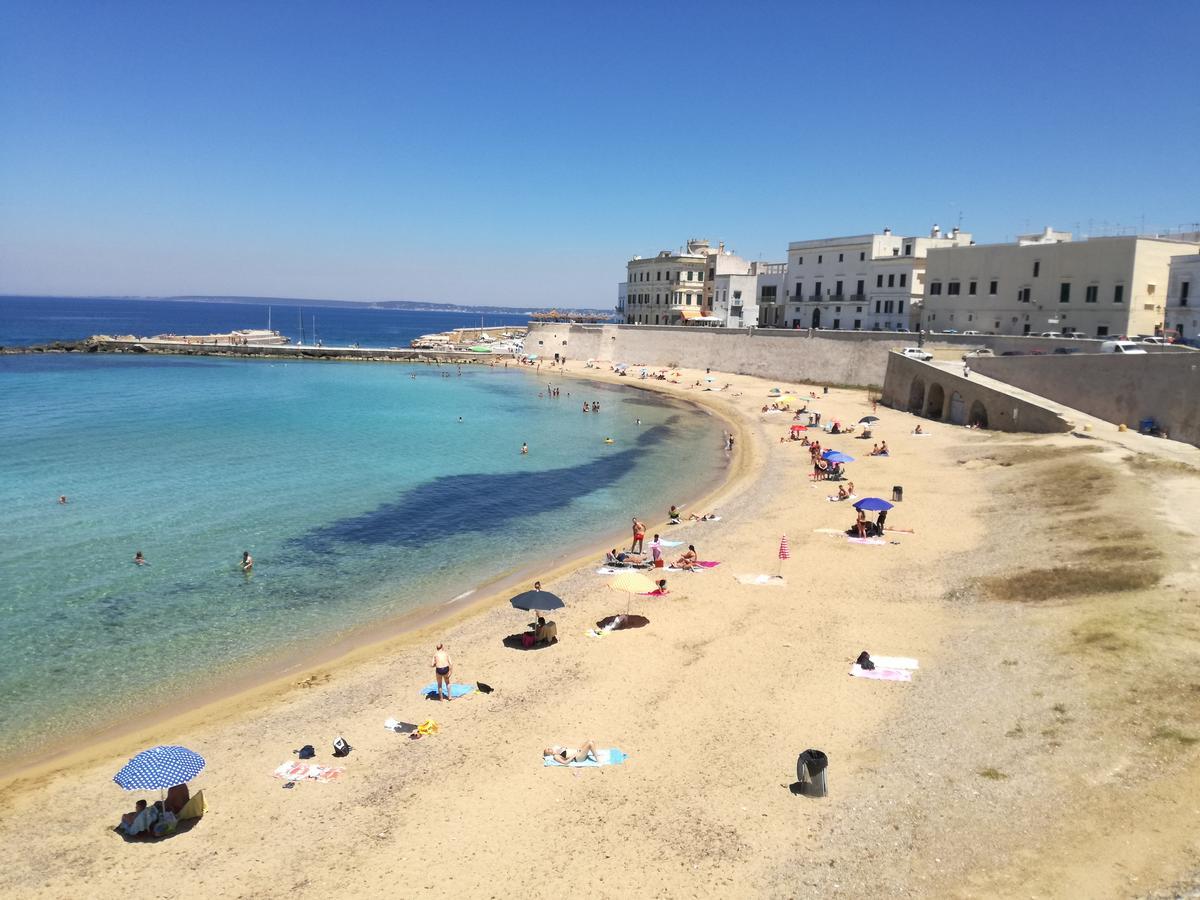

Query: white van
[1099,340,1148,355]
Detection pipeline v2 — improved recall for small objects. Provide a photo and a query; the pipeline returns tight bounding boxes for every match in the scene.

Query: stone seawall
[2,339,511,365]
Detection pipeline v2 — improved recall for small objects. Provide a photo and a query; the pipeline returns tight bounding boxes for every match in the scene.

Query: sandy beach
[3,365,1200,899]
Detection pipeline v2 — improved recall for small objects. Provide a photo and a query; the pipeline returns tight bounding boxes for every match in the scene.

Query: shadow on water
[295,424,673,552]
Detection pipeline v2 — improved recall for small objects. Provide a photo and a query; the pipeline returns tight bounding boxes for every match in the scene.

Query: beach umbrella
[777,534,791,576]
[608,570,656,613]
[114,745,205,791]
[704,376,715,383]
[790,424,806,432]
[509,588,565,612]
[859,415,880,424]
[853,497,893,512]
[778,394,797,404]
[822,450,855,464]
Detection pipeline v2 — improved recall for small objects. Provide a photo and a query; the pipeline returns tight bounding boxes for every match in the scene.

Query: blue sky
[2,0,1198,307]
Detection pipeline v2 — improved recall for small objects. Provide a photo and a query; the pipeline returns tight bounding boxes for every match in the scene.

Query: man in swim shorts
[432,644,453,701]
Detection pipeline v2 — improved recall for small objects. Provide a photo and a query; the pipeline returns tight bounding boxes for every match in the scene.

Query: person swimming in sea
[133,551,147,566]
[521,442,528,455]
[604,437,614,444]
[241,550,253,573]
[58,495,68,504]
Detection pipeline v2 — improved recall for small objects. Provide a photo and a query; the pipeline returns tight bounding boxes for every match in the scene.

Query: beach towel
[813,527,845,535]
[658,540,684,547]
[543,748,628,767]
[735,574,786,586]
[421,682,476,700]
[872,656,919,670]
[273,761,345,782]
[668,564,704,572]
[847,537,886,545]
[384,718,418,733]
[639,588,670,596]
[177,790,207,821]
[596,567,622,575]
[695,560,721,568]
[849,664,912,682]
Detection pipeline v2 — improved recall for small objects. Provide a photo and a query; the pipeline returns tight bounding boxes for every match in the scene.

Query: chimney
[931,224,941,238]
[718,241,725,253]
[883,226,892,236]
[951,226,960,237]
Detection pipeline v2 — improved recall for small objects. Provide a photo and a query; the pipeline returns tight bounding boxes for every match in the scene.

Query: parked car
[1037,331,1058,337]
[1053,347,1081,354]
[962,330,981,336]
[962,348,995,360]
[1001,350,1025,356]
[1139,336,1166,344]
[899,347,933,361]
[1099,340,1148,355]
[941,329,959,334]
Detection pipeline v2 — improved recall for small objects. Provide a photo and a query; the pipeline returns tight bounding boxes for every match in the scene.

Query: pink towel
[849,664,912,682]
[640,589,669,596]
[695,561,721,568]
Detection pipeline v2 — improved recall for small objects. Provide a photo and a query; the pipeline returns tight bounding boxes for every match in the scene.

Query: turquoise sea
[0,354,724,761]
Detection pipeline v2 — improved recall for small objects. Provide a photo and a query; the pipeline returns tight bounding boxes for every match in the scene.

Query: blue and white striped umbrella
[113,745,205,791]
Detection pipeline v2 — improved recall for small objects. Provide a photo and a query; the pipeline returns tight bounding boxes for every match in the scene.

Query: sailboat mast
[299,308,304,345]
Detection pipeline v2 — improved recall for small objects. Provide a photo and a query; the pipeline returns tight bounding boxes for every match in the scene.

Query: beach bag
[856,651,875,670]
[416,719,439,736]
[522,633,535,648]
[297,744,316,760]
[332,736,352,757]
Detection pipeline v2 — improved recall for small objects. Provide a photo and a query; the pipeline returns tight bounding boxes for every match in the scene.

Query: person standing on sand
[649,534,663,568]
[631,518,646,553]
[432,644,453,701]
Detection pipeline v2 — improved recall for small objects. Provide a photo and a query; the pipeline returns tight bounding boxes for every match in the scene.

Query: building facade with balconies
[921,232,1200,337]
[780,226,972,332]
[1166,253,1200,343]
[623,239,751,325]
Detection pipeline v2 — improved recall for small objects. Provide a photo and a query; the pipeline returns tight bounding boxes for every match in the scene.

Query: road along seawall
[971,353,1200,446]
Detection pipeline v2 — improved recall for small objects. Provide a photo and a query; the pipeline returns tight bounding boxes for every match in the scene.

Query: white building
[623,239,755,325]
[921,231,1200,338]
[775,226,973,332]
[709,261,784,328]
[1166,253,1200,343]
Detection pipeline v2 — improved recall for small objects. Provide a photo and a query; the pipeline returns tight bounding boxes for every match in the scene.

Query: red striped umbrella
[778,535,791,560]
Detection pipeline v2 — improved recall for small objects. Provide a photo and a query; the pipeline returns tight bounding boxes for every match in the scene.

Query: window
[797,256,803,265]
[814,281,822,297]
[1033,261,1041,277]
[876,274,884,288]
[656,271,660,281]
[686,295,692,305]
[884,300,894,313]
[1097,325,1109,336]
[732,290,742,300]
[892,248,899,256]
[708,268,715,280]
[832,318,840,329]
[697,270,704,282]
[1085,285,1098,303]
[947,281,960,295]
[854,319,861,329]
[835,280,843,296]
[1022,287,1031,303]
[856,280,864,295]
[929,282,942,295]
[818,254,823,263]
[874,301,881,313]
[969,281,977,295]
[897,300,905,314]
[859,252,865,261]
[1114,284,1124,303]
[761,285,777,301]
[1148,283,1157,295]
[887,273,895,288]
[1059,282,1071,303]
[1183,281,1191,306]
[904,243,912,255]
[989,280,998,295]
[838,253,844,262]
[795,282,803,298]
[899,273,907,288]
[687,271,693,281]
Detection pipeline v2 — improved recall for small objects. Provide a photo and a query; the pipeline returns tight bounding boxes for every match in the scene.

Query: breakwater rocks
[2,338,514,365]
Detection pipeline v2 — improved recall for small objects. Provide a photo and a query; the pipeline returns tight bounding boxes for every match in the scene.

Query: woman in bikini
[544,739,601,765]
[673,545,698,570]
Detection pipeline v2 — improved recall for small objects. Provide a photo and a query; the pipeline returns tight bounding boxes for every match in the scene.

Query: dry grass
[982,565,1160,603]
[1122,454,1200,477]
[978,768,1008,780]
[1152,726,1200,747]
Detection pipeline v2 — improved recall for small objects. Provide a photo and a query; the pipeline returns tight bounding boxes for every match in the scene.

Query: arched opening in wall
[811,308,821,328]
[948,391,966,425]
[969,400,989,429]
[924,383,945,419]
[908,377,926,414]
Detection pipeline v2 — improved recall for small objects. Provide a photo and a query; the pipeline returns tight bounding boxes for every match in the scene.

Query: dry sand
[3,366,1200,899]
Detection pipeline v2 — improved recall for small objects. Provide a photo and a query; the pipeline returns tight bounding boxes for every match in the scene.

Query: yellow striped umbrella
[608,570,656,613]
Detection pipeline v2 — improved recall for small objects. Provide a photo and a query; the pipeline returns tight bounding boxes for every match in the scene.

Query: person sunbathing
[869,443,880,455]
[687,512,716,521]
[606,549,646,566]
[878,441,889,456]
[673,545,698,569]
[836,485,849,501]
[913,424,924,435]
[544,740,601,765]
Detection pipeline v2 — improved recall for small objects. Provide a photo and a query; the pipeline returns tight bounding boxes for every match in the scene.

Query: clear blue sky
[2,0,1198,307]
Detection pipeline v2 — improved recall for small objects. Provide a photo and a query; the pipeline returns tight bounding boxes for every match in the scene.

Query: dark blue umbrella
[853,497,894,511]
[822,451,855,464]
[510,589,565,611]
[114,745,205,790]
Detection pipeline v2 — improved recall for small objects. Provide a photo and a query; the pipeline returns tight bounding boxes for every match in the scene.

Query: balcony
[849,293,867,302]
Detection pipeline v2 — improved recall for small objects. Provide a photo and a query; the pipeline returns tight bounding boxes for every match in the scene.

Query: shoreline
[0,364,749,788]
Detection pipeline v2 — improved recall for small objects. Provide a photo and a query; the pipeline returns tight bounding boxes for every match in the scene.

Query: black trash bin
[797,748,828,798]
[892,485,903,502]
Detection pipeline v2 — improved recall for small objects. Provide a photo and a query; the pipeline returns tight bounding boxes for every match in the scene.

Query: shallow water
[0,354,724,757]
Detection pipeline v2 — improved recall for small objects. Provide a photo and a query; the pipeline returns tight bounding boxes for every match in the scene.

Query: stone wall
[880,354,1073,434]
[971,353,1200,446]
